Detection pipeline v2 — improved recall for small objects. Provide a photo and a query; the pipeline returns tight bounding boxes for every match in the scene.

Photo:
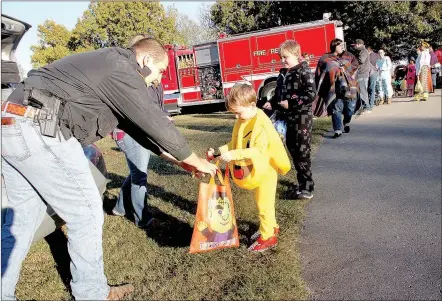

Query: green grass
[15,111,331,300]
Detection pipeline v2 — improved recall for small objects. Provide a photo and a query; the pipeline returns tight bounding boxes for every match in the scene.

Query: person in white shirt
[415,41,433,101]
[376,49,393,104]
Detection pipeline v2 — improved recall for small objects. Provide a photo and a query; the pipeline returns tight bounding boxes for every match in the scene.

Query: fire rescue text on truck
[161,15,344,114]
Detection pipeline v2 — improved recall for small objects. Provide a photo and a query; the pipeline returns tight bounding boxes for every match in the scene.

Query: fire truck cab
[162,18,344,114]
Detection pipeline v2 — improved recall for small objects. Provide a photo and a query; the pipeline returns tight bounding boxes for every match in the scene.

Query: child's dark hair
[330,38,344,53]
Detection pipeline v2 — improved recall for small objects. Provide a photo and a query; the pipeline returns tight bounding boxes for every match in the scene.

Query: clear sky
[1,1,214,74]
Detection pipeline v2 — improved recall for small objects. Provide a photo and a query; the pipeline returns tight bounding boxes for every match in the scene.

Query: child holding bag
[207,84,291,252]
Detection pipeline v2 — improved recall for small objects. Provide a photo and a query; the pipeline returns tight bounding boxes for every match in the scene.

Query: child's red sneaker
[250,227,280,241]
[248,235,278,252]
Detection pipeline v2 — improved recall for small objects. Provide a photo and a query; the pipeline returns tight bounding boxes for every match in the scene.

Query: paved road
[300,91,442,300]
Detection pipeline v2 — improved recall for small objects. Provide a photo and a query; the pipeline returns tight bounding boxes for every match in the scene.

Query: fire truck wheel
[261,81,277,102]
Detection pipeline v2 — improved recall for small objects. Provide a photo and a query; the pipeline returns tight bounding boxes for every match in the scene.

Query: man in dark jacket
[353,39,371,113]
[1,38,217,300]
[367,46,381,109]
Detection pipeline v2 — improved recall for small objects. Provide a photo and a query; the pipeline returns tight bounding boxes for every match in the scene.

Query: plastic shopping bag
[269,111,287,142]
[415,79,423,94]
[400,79,407,92]
[190,163,239,253]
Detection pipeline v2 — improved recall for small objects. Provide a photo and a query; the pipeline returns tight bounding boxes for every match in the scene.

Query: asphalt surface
[300,90,442,300]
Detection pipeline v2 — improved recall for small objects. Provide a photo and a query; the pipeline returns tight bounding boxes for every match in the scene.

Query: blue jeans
[113,133,151,227]
[1,114,109,300]
[327,98,357,132]
[357,77,369,109]
[379,71,392,99]
[368,73,378,110]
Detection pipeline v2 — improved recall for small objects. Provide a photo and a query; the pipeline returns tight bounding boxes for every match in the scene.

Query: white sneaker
[112,208,125,216]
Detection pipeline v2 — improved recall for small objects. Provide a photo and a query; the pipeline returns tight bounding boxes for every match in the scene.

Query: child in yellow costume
[208,84,291,252]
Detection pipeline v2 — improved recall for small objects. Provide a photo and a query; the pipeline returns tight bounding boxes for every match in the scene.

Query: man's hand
[160,152,210,178]
[181,152,219,177]
[220,151,234,163]
[279,100,289,109]
[195,158,218,177]
[262,102,272,110]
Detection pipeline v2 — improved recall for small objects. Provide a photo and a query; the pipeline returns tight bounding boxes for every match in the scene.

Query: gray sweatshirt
[355,46,370,78]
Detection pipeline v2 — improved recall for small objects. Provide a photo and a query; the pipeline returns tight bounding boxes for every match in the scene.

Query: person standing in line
[367,46,381,110]
[414,41,433,101]
[376,49,393,105]
[314,38,359,138]
[263,40,317,199]
[429,46,440,91]
[353,39,371,113]
[406,57,417,98]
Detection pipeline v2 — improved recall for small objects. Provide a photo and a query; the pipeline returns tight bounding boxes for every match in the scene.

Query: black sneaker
[138,218,155,229]
[344,125,350,133]
[298,191,313,200]
[333,132,342,138]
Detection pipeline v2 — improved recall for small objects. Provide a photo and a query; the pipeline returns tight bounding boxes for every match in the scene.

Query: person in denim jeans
[376,49,393,104]
[327,98,357,137]
[315,39,359,138]
[1,113,117,300]
[367,46,380,110]
[112,132,153,227]
[112,85,170,228]
[1,37,217,300]
[111,34,170,228]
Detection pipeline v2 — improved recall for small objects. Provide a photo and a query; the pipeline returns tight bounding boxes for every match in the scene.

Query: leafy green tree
[210,1,275,34]
[209,1,442,60]
[70,2,184,49]
[30,20,72,68]
[31,1,185,67]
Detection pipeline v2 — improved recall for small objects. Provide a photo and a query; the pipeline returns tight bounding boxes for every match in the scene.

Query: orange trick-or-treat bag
[190,163,239,253]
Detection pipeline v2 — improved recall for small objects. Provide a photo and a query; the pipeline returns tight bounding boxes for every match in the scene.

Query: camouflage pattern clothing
[271,61,316,193]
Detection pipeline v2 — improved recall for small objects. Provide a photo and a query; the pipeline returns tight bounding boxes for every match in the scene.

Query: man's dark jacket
[12,47,191,161]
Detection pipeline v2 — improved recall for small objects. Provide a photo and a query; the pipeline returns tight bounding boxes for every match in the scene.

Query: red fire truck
[162,18,344,114]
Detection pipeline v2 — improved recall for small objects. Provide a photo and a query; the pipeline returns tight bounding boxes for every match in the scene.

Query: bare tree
[172,3,218,47]
[199,3,219,41]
